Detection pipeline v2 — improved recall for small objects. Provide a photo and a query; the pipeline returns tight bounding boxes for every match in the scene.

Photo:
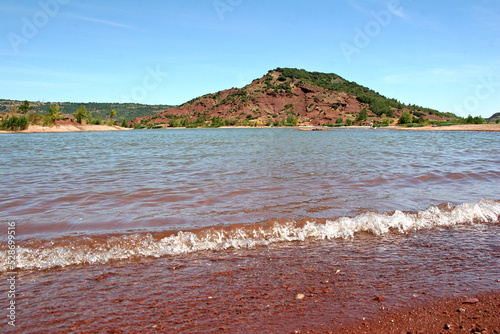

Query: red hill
[133,68,454,127]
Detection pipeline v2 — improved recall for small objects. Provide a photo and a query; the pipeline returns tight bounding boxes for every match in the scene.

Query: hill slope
[134,68,456,127]
[0,100,174,121]
[487,112,500,123]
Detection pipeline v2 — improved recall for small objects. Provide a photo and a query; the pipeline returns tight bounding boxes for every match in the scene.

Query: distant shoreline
[389,124,500,132]
[1,123,499,134]
[0,123,132,134]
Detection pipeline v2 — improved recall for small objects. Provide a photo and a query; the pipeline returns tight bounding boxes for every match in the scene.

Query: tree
[86,110,93,124]
[74,106,87,124]
[473,116,484,124]
[43,104,60,126]
[18,100,33,114]
[369,99,392,117]
[109,109,117,120]
[49,105,60,119]
[121,118,128,127]
[355,108,368,122]
[465,115,474,124]
[398,111,413,125]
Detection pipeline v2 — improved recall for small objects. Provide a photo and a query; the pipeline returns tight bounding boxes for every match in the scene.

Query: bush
[42,114,55,126]
[461,115,485,124]
[356,95,373,104]
[336,117,344,124]
[195,117,206,126]
[355,109,368,122]
[74,106,87,124]
[1,115,30,131]
[398,111,413,125]
[415,116,427,124]
[345,119,353,126]
[370,100,394,117]
[169,119,180,127]
[91,117,102,125]
[29,114,43,125]
[286,114,299,126]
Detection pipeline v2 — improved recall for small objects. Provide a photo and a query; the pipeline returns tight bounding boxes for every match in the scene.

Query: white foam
[1,199,499,271]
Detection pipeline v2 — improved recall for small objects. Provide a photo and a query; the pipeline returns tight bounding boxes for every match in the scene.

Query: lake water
[1,128,499,332]
[0,128,499,271]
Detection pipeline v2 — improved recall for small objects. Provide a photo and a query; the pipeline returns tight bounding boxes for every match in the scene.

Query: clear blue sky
[1,0,499,118]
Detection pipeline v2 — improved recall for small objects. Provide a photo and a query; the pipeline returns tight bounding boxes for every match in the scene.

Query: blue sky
[1,0,499,118]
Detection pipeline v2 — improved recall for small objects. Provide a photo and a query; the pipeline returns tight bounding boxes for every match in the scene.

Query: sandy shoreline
[2,123,499,134]
[389,124,500,132]
[0,123,132,134]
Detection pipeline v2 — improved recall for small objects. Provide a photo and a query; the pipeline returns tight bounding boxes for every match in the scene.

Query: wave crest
[1,199,499,271]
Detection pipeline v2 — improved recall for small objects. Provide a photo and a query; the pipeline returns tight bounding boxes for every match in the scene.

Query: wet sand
[4,226,499,333]
[352,292,500,334]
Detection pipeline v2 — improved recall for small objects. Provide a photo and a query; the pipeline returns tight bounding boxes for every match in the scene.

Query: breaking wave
[1,199,499,271]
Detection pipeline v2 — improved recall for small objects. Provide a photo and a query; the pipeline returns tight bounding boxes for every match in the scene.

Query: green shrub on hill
[274,68,452,119]
[355,109,368,122]
[398,111,413,125]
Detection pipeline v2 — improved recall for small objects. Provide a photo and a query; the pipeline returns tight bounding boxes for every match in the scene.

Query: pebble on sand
[463,298,480,304]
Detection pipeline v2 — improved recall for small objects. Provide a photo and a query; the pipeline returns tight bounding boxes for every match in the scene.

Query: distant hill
[488,112,500,123]
[0,99,175,121]
[133,68,458,127]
